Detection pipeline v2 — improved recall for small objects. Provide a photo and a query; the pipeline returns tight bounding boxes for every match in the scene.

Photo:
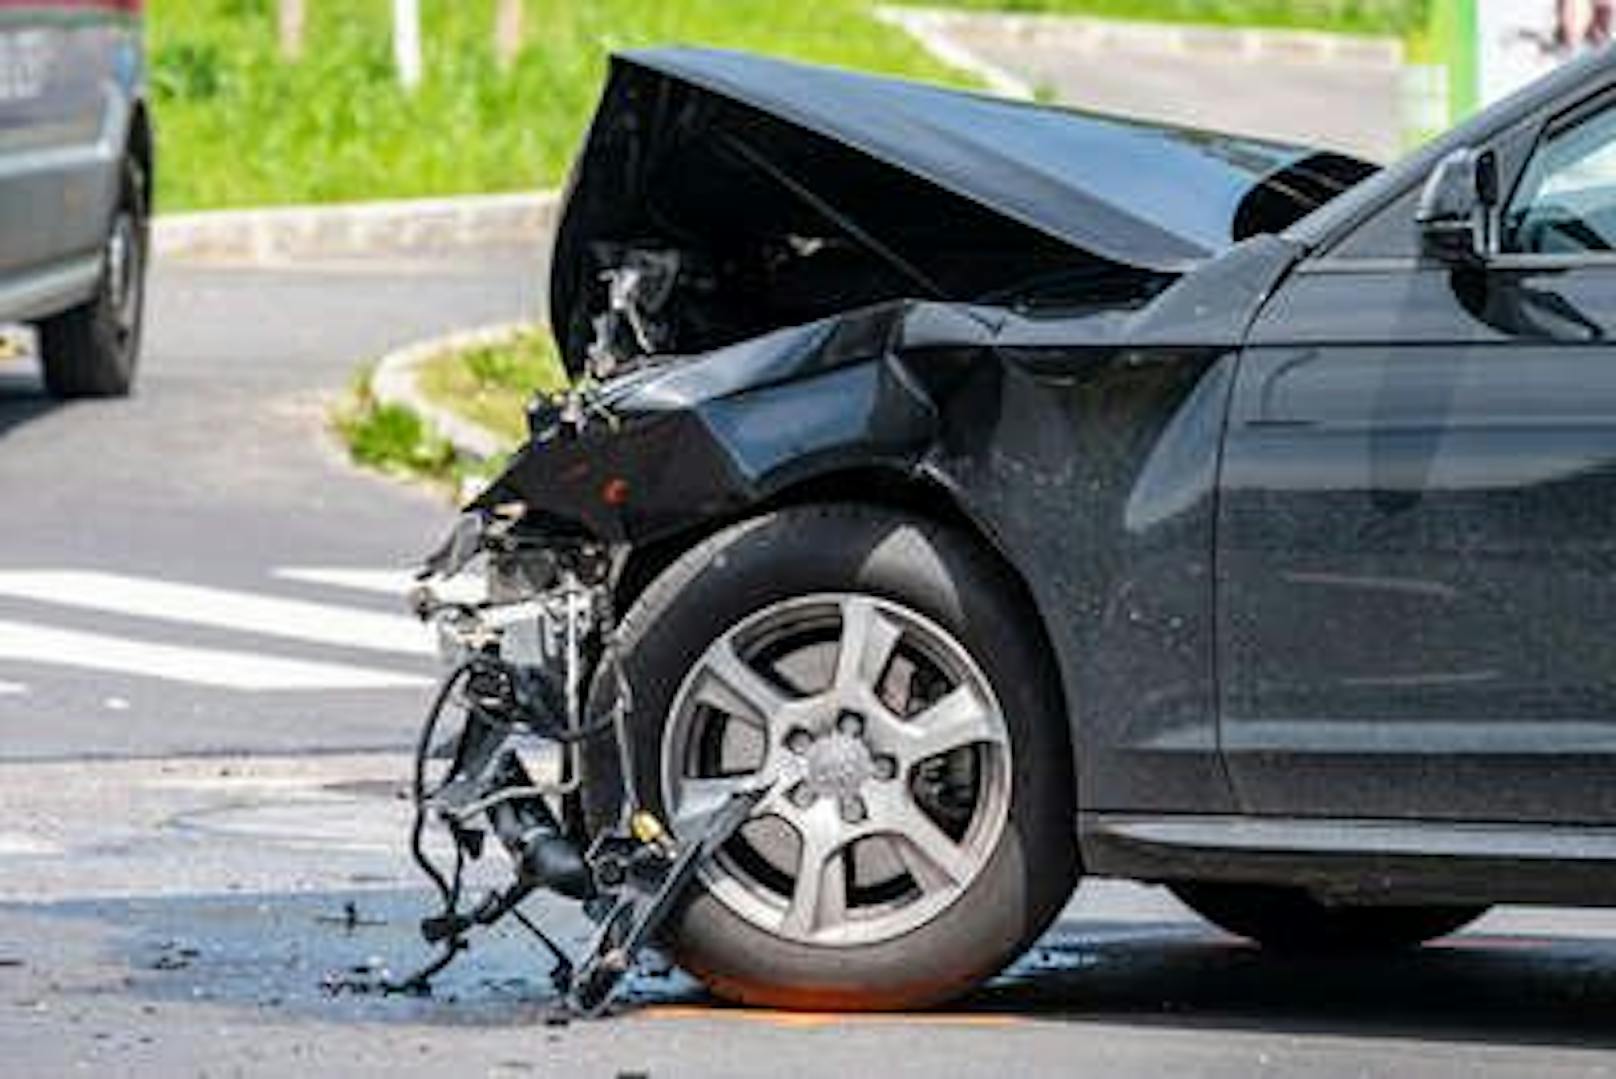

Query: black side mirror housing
[1416,148,1499,264]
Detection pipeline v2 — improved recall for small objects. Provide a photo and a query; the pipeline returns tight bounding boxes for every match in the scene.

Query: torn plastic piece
[570,786,770,1015]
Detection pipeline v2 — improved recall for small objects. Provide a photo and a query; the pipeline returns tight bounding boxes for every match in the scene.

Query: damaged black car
[408,46,1616,1012]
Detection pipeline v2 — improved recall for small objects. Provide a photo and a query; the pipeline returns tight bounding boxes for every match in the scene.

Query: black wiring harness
[326,641,768,1017]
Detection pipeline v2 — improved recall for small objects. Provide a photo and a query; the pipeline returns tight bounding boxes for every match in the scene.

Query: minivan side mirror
[1416,148,1499,264]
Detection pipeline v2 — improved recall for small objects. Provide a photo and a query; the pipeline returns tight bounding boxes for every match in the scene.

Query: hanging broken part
[371,504,767,1017]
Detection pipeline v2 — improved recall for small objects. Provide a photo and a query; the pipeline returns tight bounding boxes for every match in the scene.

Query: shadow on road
[15,891,1616,1051]
[0,368,57,441]
[3,889,702,1028]
[965,917,1616,1050]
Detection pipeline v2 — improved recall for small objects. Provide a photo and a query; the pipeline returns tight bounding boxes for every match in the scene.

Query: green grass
[332,329,562,492]
[416,327,568,446]
[149,0,964,210]
[331,365,458,482]
[925,0,1424,36]
[152,0,1423,211]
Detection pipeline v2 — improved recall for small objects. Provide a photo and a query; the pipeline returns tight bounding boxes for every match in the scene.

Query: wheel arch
[612,466,1078,801]
[594,470,1082,1008]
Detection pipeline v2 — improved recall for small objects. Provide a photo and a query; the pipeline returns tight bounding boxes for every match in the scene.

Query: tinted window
[1504,102,1616,254]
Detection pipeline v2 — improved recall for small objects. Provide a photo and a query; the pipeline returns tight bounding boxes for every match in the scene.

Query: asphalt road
[945,17,1404,161]
[0,250,542,759]
[4,249,1616,1077]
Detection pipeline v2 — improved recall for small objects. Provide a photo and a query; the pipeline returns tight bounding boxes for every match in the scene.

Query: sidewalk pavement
[153,191,558,266]
[887,7,1406,162]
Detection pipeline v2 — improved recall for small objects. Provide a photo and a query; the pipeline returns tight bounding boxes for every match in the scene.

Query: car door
[1218,88,1616,824]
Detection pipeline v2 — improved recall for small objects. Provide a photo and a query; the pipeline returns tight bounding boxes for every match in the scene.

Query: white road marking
[0,833,62,856]
[273,567,418,597]
[275,566,485,605]
[0,620,430,691]
[0,571,433,656]
[0,680,25,696]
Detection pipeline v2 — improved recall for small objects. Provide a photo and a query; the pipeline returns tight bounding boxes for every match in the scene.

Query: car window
[1503,103,1616,255]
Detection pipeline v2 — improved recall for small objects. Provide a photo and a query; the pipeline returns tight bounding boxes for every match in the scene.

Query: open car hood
[549,48,1376,375]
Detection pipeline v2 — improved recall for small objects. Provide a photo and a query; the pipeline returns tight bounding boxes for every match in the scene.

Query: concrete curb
[153,190,560,264]
[881,6,1402,73]
[369,322,531,461]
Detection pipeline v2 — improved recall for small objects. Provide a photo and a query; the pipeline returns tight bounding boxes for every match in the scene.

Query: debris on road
[314,901,387,933]
[147,943,200,972]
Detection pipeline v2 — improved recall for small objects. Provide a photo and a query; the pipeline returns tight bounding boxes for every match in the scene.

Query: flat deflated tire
[590,504,1078,1010]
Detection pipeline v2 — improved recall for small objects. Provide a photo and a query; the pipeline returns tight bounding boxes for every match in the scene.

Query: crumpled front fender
[473,302,947,547]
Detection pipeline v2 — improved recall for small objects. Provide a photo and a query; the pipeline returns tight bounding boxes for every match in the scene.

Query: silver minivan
[0,0,150,398]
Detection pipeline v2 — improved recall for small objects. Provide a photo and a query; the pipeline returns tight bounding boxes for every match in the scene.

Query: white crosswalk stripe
[272,567,418,596]
[0,619,431,691]
[0,832,61,856]
[0,568,441,693]
[0,571,433,657]
[274,565,485,605]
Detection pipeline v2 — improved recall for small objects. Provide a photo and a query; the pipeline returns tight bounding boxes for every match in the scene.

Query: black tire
[1171,882,1487,954]
[38,155,148,399]
[586,504,1079,1010]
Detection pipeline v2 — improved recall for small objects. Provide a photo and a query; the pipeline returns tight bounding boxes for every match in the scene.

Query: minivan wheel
[588,504,1078,1010]
[38,155,148,399]
[1171,882,1488,953]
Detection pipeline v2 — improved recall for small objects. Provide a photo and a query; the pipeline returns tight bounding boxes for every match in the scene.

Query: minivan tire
[39,155,148,399]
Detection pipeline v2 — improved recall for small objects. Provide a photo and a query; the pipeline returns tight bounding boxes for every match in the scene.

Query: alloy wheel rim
[105,211,141,348]
[661,592,1012,947]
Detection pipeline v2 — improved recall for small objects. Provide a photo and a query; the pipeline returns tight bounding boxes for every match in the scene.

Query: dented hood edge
[549,47,1375,375]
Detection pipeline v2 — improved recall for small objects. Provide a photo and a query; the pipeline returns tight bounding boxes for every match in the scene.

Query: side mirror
[1416,148,1499,264]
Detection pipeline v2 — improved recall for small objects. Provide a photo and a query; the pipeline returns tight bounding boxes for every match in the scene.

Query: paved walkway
[902,9,1406,161]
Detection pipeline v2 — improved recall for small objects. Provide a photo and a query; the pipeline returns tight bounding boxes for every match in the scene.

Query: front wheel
[589,505,1079,1010]
[1172,882,1488,954]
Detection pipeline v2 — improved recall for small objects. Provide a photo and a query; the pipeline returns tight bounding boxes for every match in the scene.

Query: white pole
[393,0,423,92]
[495,0,523,70]
[277,0,305,61]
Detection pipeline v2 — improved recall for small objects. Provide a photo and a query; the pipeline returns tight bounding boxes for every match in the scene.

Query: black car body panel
[477,45,1616,905]
[485,228,1307,817]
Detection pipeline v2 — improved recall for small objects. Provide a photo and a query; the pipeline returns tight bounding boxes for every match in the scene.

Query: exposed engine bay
[547,48,1370,380]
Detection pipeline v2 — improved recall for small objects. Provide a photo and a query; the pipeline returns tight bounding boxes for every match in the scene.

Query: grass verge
[150,0,964,211]
[415,327,568,446]
[332,328,564,493]
[152,1,1419,212]
[331,364,470,493]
